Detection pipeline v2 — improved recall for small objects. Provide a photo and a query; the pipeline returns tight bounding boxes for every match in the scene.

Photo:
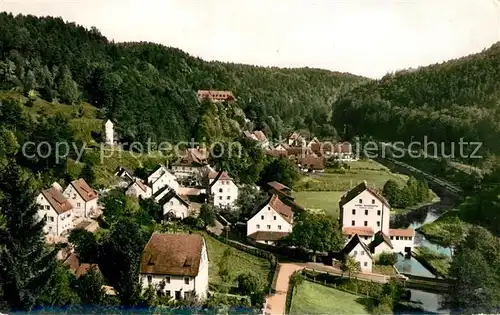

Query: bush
[377,252,398,266]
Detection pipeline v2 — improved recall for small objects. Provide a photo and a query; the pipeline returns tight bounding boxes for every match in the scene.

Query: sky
[2,0,500,78]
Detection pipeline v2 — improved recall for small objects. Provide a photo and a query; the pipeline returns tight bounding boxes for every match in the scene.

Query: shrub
[377,252,398,266]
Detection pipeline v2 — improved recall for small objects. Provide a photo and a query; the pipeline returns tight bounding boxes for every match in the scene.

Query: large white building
[208,171,239,208]
[36,187,74,236]
[63,179,98,218]
[247,194,293,245]
[139,233,209,301]
[339,181,415,261]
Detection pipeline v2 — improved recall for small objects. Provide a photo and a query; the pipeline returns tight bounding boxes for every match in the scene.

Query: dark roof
[267,181,291,193]
[114,166,134,177]
[369,231,394,251]
[71,179,98,202]
[342,234,373,259]
[253,130,267,142]
[208,171,232,181]
[158,190,190,208]
[140,233,204,276]
[339,181,389,208]
[248,231,290,241]
[41,187,73,215]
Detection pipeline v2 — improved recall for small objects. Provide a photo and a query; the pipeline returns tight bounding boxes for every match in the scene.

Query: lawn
[198,232,271,287]
[295,160,408,192]
[293,191,344,217]
[290,280,373,314]
[418,210,472,248]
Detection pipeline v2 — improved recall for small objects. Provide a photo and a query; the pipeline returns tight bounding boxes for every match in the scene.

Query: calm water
[407,289,450,314]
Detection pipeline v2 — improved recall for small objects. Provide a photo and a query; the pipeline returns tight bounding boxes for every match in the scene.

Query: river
[391,197,455,314]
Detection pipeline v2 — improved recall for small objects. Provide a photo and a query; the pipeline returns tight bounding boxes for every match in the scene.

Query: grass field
[199,232,271,287]
[290,280,373,314]
[294,160,408,192]
[293,191,344,217]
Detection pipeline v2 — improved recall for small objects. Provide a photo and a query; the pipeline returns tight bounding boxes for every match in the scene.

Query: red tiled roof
[343,226,374,236]
[389,228,415,237]
[75,263,100,279]
[253,130,267,142]
[268,195,293,224]
[267,150,288,158]
[140,233,204,277]
[41,187,73,215]
[267,181,291,193]
[208,171,231,181]
[298,156,325,170]
[248,231,289,241]
[71,179,98,202]
[339,181,389,208]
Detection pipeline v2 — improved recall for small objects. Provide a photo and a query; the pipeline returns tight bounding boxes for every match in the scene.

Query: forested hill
[333,42,500,159]
[0,12,366,143]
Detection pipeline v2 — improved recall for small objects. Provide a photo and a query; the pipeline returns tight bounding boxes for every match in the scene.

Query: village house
[266,181,293,199]
[125,179,152,199]
[63,178,98,218]
[252,130,269,149]
[247,194,293,245]
[208,171,239,208]
[369,230,394,256]
[297,156,325,172]
[333,141,358,161]
[36,187,74,236]
[139,233,209,301]
[114,166,134,182]
[287,132,306,147]
[197,90,235,102]
[158,191,191,219]
[339,181,415,254]
[171,148,209,179]
[341,234,374,272]
[147,165,179,194]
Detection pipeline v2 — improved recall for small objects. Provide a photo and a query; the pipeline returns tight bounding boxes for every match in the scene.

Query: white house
[208,171,239,208]
[247,194,293,245]
[139,233,209,301]
[158,191,191,219]
[63,178,98,218]
[148,165,179,194]
[341,234,373,272]
[389,228,416,254]
[339,181,391,238]
[36,187,74,236]
[104,119,114,146]
[368,231,394,256]
[126,179,152,199]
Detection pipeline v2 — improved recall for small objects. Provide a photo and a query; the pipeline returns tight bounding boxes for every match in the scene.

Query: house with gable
[126,179,152,199]
[63,178,98,219]
[368,230,394,256]
[252,130,269,149]
[197,90,235,102]
[139,233,209,301]
[341,234,374,272]
[287,132,306,147]
[36,187,74,236]
[208,171,239,208]
[339,181,415,254]
[158,191,191,219]
[247,194,293,245]
[148,165,179,194]
[171,148,209,179]
[114,166,134,182]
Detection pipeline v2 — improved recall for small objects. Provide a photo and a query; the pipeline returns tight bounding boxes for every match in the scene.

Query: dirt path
[264,263,304,315]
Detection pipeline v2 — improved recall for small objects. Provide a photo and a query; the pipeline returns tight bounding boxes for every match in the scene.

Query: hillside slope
[0,12,367,143]
[333,42,500,159]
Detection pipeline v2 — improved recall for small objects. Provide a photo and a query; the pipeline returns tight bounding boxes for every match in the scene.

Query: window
[227,196,230,200]
[261,215,264,220]
[38,205,44,210]
[219,188,223,193]
[170,201,174,205]
[45,205,50,210]
[77,202,81,208]
[267,225,271,229]
[390,236,394,240]
[219,196,222,200]
[166,276,170,284]
[273,216,276,220]
[396,236,400,240]
[361,251,364,255]
[409,236,412,241]
[278,225,282,230]
[175,291,181,300]
[377,221,380,227]
[359,199,363,204]
[48,216,54,222]
[377,210,381,216]
[364,262,368,267]
[166,290,171,297]
[147,276,152,285]
[184,277,190,285]
[364,221,368,226]
[351,220,355,226]
[372,199,375,204]
[352,209,356,215]
[364,210,368,215]
[73,194,76,199]
[256,224,260,229]
[364,236,368,240]
[353,250,357,255]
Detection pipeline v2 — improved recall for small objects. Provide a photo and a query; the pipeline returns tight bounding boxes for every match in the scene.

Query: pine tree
[0,163,60,311]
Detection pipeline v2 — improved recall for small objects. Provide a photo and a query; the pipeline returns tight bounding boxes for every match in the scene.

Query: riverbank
[418,211,472,248]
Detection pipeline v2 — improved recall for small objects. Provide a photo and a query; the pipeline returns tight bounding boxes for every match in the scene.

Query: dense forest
[333,42,500,161]
[0,12,366,143]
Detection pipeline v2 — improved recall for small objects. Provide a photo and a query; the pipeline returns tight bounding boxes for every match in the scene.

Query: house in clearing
[139,233,209,301]
[197,90,235,102]
[36,187,74,236]
[339,181,415,255]
[247,194,293,245]
[62,178,98,219]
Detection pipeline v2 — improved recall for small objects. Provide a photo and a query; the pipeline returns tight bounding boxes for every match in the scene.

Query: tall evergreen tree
[0,163,60,311]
